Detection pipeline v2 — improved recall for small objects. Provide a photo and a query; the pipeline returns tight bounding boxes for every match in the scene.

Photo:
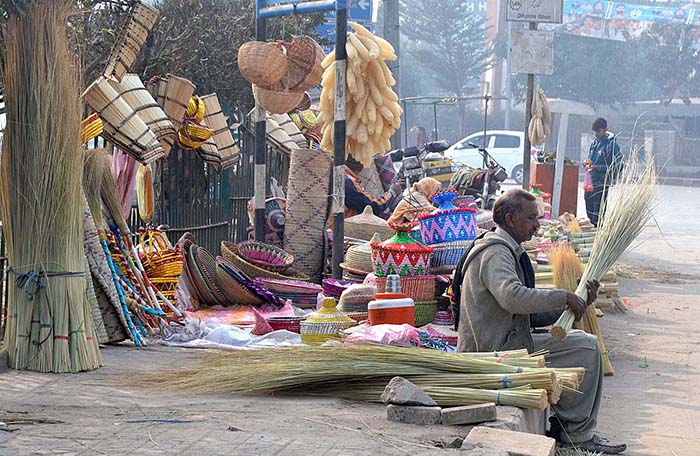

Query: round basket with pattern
[414,301,438,327]
[375,275,436,302]
[418,190,478,245]
[429,241,473,273]
[371,221,433,277]
[322,278,356,299]
[221,241,309,281]
[300,297,356,344]
[237,240,294,273]
[267,316,306,333]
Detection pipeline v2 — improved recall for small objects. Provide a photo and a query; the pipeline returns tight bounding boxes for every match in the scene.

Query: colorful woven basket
[414,301,438,327]
[300,297,356,344]
[375,275,436,302]
[221,241,310,281]
[429,241,472,272]
[371,222,433,277]
[322,278,356,299]
[267,316,306,333]
[237,240,294,273]
[419,190,478,245]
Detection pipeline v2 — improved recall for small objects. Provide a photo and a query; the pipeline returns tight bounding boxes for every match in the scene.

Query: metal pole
[433,102,438,140]
[331,3,348,279]
[522,22,536,190]
[384,0,402,149]
[402,99,408,147]
[254,0,268,241]
[505,21,512,130]
[552,113,569,218]
[482,95,489,169]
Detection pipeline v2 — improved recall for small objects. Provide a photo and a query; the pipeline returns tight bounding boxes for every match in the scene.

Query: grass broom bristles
[1,1,102,372]
[548,245,584,329]
[551,151,655,340]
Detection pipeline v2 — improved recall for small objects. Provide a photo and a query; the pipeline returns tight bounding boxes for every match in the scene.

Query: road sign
[510,29,555,75]
[506,0,562,24]
[316,21,373,55]
[348,0,372,22]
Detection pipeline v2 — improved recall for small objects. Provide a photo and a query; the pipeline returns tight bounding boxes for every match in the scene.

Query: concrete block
[481,406,547,435]
[442,403,497,426]
[386,404,442,425]
[463,427,555,456]
[460,447,509,455]
[381,376,437,406]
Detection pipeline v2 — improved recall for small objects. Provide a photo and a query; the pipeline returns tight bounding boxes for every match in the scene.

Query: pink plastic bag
[583,170,593,192]
[344,324,420,347]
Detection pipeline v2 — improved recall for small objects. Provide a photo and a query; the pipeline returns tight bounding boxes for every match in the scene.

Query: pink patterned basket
[237,241,294,273]
[375,275,436,302]
[267,316,307,333]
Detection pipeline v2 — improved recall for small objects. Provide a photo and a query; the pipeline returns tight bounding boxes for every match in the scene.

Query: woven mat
[82,199,130,342]
[85,256,108,344]
[284,149,332,283]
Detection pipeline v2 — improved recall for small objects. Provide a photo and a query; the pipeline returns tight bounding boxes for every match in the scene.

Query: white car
[445,130,538,185]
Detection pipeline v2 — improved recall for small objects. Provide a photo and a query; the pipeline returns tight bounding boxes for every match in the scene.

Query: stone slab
[442,403,497,426]
[386,404,442,425]
[463,427,555,456]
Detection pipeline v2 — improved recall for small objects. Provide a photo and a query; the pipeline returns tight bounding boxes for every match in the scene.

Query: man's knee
[567,330,601,354]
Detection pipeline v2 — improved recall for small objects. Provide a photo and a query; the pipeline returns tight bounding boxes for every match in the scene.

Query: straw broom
[551,152,655,340]
[548,245,584,330]
[0,0,102,372]
[141,345,563,409]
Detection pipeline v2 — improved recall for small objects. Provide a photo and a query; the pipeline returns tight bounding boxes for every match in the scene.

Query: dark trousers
[584,185,609,227]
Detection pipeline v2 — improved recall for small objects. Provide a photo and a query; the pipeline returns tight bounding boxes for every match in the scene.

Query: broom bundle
[1,0,102,372]
[551,152,656,340]
[140,345,578,410]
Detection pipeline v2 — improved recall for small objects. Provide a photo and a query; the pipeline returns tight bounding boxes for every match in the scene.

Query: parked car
[445,130,540,185]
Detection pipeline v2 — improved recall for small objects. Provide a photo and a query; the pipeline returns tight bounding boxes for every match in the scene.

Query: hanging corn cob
[528,88,551,147]
[318,22,402,166]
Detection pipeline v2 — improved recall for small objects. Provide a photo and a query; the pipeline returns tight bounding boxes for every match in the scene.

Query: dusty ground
[1,184,699,455]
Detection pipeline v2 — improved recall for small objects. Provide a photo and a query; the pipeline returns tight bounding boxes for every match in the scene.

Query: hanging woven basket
[253,84,305,115]
[238,41,289,89]
[278,36,324,92]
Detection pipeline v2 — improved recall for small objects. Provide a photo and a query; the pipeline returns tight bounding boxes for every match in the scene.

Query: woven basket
[253,85,305,115]
[221,241,310,281]
[237,241,294,273]
[238,41,289,89]
[429,241,472,272]
[414,301,438,327]
[255,278,322,295]
[278,36,324,92]
[345,206,395,241]
[375,275,436,302]
[215,257,264,306]
[322,279,357,299]
[193,246,229,305]
[300,298,356,344]
[140,229,184,278]
[267,316,306,333]
[345,312,369,323]
[419,208,478,245]
[283,148,332,283]
[104,2,159,81]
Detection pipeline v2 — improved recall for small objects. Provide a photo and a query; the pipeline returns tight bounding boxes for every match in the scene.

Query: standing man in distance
[585,117,622,227]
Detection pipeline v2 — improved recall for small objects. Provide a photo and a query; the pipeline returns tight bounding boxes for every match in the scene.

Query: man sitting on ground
[454,189,626,454]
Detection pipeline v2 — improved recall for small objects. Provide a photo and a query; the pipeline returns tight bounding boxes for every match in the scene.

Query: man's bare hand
[566,292,587,321]
[585,279,600,307]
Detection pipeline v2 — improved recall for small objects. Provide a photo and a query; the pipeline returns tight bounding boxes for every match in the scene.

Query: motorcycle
[449,142,508,210]
[389,140,451,189]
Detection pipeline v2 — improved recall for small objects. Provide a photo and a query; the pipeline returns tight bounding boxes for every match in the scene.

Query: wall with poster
[539,0,700,42]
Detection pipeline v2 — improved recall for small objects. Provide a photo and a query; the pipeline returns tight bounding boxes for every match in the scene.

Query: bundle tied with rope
[528,88,551,147]
[1,0,102,373]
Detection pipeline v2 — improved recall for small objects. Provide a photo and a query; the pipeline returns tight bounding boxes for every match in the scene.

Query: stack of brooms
[1,0,102,372]
[549,152,656,374]
[143,345,586,411]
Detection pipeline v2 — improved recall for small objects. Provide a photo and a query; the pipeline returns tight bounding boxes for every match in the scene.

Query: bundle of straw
[551,152,656,340]
[143,345,572,410]
[0,1,102,372]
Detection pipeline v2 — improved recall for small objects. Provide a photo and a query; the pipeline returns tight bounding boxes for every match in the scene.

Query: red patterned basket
[237,240,294,273]
[375,275,436,302]
[267,316,307,334]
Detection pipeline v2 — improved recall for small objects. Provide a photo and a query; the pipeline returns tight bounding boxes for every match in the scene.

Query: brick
[381,376,437,407]
[441,403,497,426]
[386,405,442,425]
[463,427,555,456]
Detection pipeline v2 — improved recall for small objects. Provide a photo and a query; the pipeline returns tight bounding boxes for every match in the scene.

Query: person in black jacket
[584,118,623,227]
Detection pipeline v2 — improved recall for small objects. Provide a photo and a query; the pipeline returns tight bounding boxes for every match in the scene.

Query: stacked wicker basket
[238,37,324,114]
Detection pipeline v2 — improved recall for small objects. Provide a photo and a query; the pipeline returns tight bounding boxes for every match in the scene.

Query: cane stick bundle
[551,152,656,340]
[1,0,102,372]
